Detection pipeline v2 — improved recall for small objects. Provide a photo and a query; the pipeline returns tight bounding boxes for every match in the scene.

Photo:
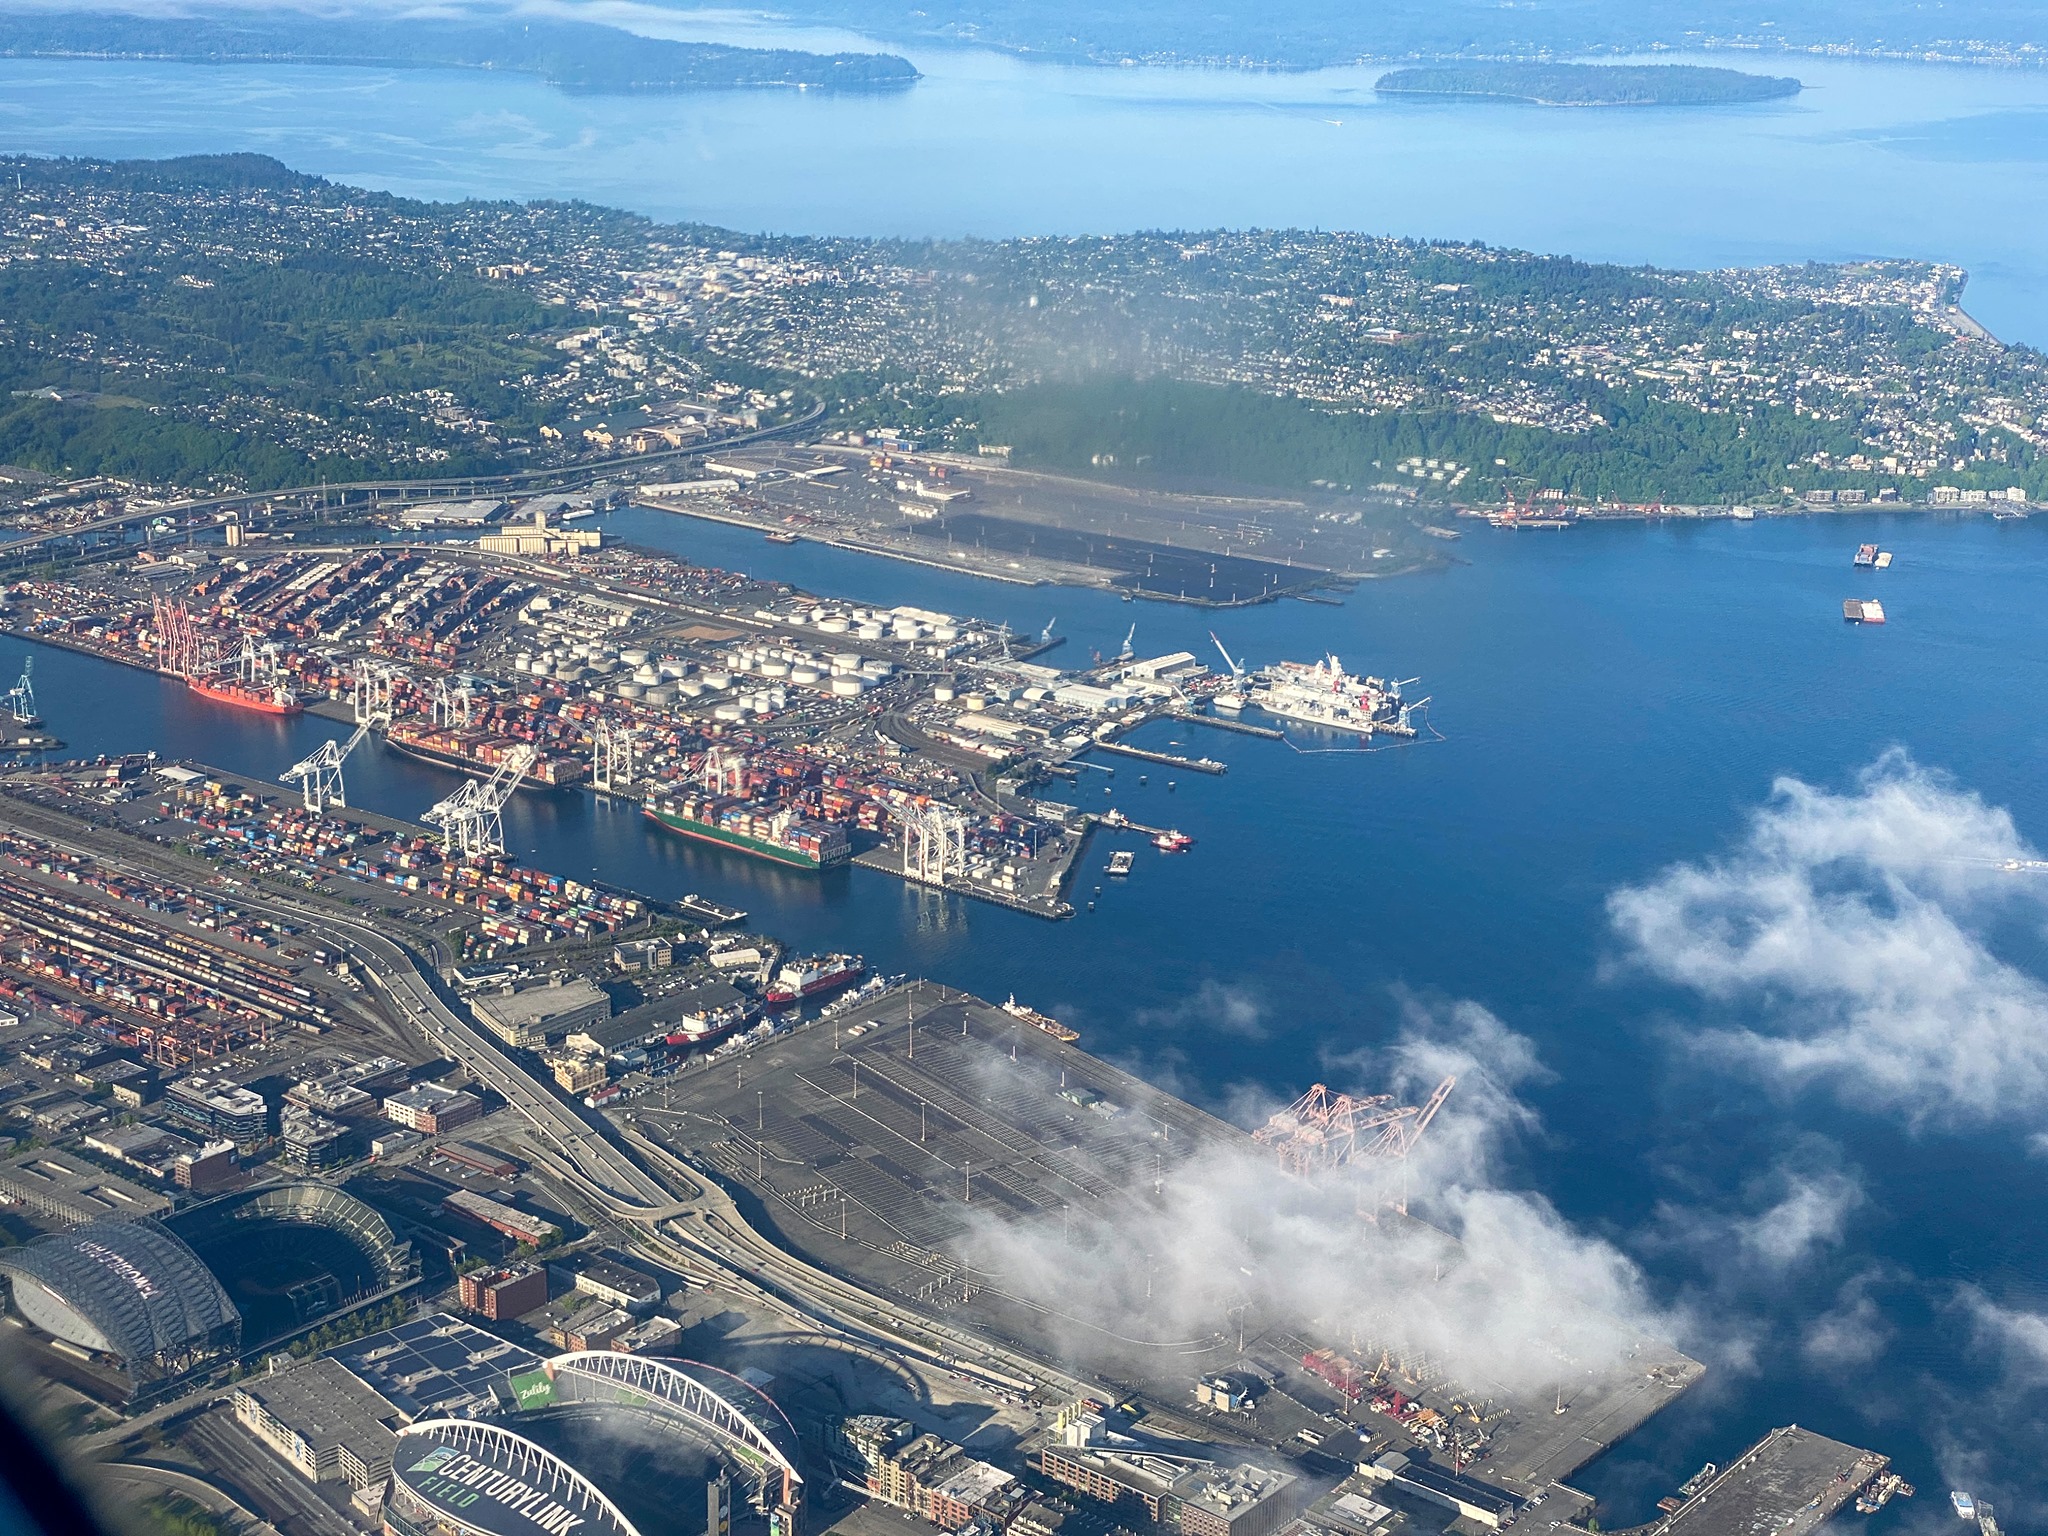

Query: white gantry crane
[282,715,378,815]
[5,656,38,726]
[424,743,536,861]
[592,718,636,794]
[351,658,399,725]
[901,801,969,886]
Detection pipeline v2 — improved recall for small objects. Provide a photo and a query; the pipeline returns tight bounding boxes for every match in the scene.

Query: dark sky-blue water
[23,507,2048,1522]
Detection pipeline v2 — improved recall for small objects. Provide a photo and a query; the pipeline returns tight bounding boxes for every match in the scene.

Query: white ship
[1248,655,1424,738]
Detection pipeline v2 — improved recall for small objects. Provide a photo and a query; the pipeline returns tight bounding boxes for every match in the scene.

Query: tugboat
[1153,830,1193,853]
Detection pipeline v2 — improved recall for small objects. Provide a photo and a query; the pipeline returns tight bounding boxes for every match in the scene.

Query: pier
[1089,739,1228,775]
[1173,709,1285,740]
[1627,1426,1889,1536]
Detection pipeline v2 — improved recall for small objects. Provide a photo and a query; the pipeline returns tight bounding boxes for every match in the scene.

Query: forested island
[0,11,919,93]
[1374,63,1801,106]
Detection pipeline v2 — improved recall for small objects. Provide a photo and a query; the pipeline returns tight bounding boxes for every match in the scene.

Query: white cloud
[1608,751,2048,1126]
[1734,1167,1863,1270]
[1801,1271,1893,1369]
[1131,978,1271,1040]
[1961,1287,2048,1389]
[955,1002,1684,1400]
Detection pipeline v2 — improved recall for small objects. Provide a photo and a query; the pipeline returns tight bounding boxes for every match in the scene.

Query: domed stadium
[386,1354,804,1536]
[0,1217,240,1395]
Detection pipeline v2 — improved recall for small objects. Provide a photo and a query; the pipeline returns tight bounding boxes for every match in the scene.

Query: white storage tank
[934,685,956,702]
[615,682,644,700]
[818,617,850,634]
[678,681,705,699]
[619,648,649,667]
[964,694,988,712]
[790,667,822,685]
[645,685,676,706]
[713,703,744,722]
[857,622,885,641]
[701,670,732,690]
[634,664,661,685]
[830,675,865,697]
[831,652,861,672]
[760,661,790,679]
[933,625,960,642]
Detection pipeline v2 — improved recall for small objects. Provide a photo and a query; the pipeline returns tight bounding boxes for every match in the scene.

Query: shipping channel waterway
[16,507,2048,1517]
[5,45,2048,344]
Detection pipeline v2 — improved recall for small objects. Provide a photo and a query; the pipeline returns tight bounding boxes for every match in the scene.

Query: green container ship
[643,793,850,870]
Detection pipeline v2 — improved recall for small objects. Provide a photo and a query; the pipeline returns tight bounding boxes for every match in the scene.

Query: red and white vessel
[765,953,864,1007]
[1153,829,1193,853]
[665,1005,749,1048]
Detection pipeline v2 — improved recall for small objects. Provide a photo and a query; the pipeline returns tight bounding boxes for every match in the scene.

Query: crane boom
[1210,631,1246,682]
[282,713,381,813]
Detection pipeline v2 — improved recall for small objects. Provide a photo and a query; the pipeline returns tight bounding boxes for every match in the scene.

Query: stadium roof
[394,1420,641,1536]
[0,1217,239,1371]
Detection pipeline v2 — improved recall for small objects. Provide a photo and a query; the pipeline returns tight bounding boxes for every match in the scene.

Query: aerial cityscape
[0,12,2040,1536]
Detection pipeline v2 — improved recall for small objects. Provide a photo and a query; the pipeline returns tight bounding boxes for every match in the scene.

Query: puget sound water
[4,43,2048,343]
[17,507,2048,1516]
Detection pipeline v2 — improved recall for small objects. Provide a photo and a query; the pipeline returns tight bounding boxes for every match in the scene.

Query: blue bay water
[18,509,2048,1517]
[3,45,2048,341]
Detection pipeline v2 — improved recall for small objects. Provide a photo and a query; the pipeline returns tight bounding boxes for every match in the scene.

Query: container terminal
[0,753,1898,1536]
[0,511,1435,921]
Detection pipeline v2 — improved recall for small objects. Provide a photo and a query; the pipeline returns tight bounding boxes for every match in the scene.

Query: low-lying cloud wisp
[1608,750,2048,1127]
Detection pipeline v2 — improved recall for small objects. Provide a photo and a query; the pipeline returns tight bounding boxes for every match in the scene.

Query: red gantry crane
[1253,1076,1456,1178]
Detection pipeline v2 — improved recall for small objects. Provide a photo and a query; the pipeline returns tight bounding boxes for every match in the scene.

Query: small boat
[1106,850,1136,876]
[1952,1492,1976,1521]
[765,530,799,544]
[1854,543,1878,567]
[1153,830,1193,853]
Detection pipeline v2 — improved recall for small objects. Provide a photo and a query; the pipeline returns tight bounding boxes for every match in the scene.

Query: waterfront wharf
[1089,739,1227,775]
[1172,710,1285,740]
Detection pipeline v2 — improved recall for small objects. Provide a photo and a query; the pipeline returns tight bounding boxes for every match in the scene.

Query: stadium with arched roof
[0,1217,239,1394]
[383,1354,805,1536]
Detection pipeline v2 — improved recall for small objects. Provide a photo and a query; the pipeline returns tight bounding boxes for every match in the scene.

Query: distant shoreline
[0,12,920,94]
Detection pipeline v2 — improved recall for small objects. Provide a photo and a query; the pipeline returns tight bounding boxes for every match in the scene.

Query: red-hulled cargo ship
[764,953,864,1007]
[187,677,304,715]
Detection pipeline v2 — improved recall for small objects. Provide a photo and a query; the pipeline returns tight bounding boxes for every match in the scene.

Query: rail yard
[0,748,1895,1536]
